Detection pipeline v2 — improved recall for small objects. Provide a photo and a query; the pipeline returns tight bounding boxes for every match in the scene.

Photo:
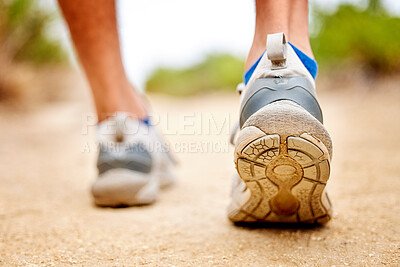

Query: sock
[244,42,318,85]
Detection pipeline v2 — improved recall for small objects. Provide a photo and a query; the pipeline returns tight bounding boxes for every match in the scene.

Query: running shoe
[92,113,176,206]
[228,33,333,224]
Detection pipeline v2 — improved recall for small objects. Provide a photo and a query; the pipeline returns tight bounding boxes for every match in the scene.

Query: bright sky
[118,0,254,90]
[58,0,400,91]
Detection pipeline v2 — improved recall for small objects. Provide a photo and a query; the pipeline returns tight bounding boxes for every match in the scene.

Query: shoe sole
[91,168,158,207]
[229,101,332,224]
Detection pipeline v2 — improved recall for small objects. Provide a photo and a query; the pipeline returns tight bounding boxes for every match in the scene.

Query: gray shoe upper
[95,113,176,180]
[97,142,153,175]
[239,76,323,128]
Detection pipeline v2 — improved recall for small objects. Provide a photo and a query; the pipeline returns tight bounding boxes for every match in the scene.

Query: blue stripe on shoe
[244,51,265,86]
[243,42,318,85]
[141,118,150,126]
[289,43,318,80]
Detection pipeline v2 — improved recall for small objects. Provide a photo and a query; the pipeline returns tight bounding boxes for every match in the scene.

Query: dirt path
[0,88,399,266]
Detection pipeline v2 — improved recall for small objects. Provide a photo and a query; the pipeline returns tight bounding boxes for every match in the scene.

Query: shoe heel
[232,103,332,223]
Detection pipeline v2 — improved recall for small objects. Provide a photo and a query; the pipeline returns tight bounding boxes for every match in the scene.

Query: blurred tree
[146,54,244,96]
[0,0,66,65]
[0,0,66,102]
[367,0,384,14]
[311,0,400,74]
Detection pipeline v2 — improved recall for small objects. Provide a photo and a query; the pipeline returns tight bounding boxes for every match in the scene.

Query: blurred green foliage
[311,0,400,73]
[0,0,66,64]
[147,0,400,95]
[146,54,244,95]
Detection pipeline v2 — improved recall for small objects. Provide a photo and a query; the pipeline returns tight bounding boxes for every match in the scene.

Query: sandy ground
[0,85,399,266]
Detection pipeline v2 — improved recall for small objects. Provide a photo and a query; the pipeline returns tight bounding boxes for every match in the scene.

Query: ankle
[245,39,266,71]
[245,35,314,71]
[95,85,148,122]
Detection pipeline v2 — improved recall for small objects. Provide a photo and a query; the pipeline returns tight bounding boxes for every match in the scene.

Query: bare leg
[58,0,147,122]
[288,0,313,57]
[246,0,313,70]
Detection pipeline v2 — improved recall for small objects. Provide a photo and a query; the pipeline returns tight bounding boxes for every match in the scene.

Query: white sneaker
[228,33,333,224]
[91,113,176,207]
